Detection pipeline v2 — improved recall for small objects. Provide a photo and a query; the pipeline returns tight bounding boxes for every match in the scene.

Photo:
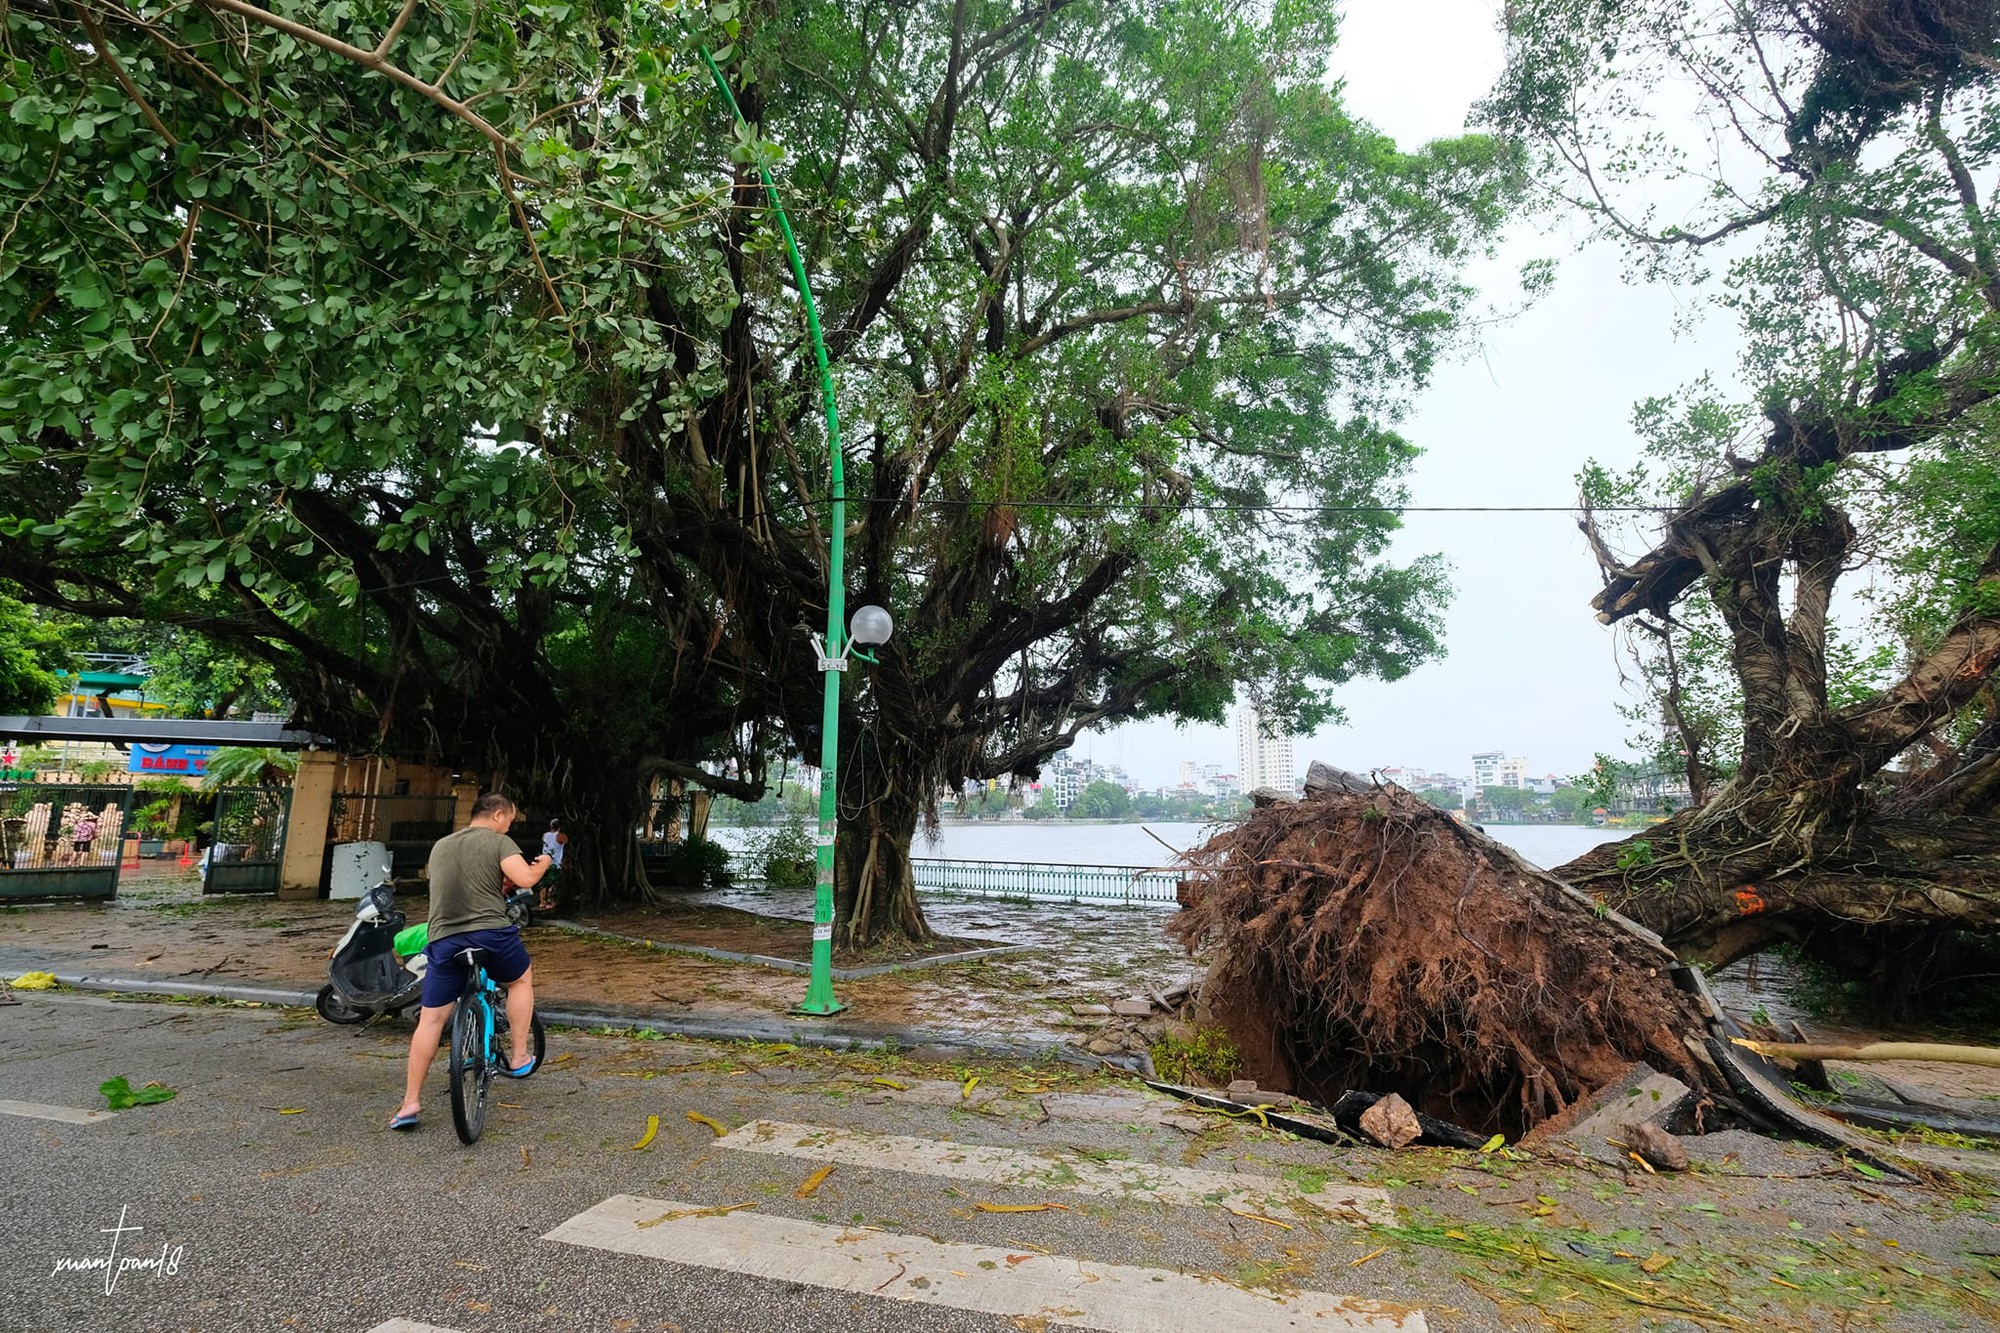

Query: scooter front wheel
[315,984,368,1025]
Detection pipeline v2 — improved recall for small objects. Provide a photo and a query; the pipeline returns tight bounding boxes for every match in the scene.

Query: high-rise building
[1470,750,1506,792]
[1234,704,1297,794]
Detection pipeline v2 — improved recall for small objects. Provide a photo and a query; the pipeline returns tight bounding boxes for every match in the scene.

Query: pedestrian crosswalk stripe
[715,1119,1393,1224]
[0,1098,117,1124]
[545,1194,1426,1332]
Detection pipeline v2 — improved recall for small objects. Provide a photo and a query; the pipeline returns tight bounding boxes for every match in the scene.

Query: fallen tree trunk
[1731,1039,2000,1069]
[1170,777,1727,1138]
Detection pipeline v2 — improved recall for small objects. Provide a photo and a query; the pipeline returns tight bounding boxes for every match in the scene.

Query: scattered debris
[1358,1093,1423,1150]
[794,1165,834,1199]
[1624,1122,1689,1172]
[632,1114,660,1150]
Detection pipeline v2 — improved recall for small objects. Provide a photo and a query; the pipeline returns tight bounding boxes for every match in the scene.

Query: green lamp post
[697,46,891,1015]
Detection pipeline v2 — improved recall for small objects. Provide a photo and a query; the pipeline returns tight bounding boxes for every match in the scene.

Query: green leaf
[100,1076,176,1109]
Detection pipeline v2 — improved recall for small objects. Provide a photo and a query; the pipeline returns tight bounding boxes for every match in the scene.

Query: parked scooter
[316,879,424,1025]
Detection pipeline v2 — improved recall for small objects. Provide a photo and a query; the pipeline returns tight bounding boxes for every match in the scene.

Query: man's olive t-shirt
[427,826,523,939]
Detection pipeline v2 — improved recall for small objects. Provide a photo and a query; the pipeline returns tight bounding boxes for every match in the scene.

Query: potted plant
[133,800,173,858]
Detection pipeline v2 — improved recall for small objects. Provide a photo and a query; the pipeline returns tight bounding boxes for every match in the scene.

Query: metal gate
[204,785,291,895]
[0,782,132,900]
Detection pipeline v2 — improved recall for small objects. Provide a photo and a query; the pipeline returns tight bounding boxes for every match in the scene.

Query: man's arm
[501,852,553,887]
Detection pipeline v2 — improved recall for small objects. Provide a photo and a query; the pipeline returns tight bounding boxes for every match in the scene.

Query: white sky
[1074,0,1743,787]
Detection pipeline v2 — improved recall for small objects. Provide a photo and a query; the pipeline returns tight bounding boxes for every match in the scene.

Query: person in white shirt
[536,820,566,909]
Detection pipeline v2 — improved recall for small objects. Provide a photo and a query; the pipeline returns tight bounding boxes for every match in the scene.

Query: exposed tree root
[1171,782,1718,1137]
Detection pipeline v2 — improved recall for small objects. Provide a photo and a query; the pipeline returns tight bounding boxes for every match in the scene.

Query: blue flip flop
[499,1053,539,1080]
[389,1113,421,1131]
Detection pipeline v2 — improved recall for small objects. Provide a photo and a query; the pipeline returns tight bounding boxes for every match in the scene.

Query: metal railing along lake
[911,857,1181,906]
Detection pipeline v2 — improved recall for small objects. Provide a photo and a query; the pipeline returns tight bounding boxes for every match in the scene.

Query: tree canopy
[3,0,1526,934]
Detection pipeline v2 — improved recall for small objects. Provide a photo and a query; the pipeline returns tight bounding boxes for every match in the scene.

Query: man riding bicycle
[389,791,552,1131]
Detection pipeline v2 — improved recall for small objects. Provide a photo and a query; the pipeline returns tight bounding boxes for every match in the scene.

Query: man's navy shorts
[420,926,531,1008]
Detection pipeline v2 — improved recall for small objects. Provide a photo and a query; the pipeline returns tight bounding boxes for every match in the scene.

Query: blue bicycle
[447,891,546,1145]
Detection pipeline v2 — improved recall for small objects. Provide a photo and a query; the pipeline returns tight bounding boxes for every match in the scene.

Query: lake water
[713,819,1624,872]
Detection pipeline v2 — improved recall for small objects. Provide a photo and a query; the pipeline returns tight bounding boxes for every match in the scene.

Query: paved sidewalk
[0,873,1191,1052]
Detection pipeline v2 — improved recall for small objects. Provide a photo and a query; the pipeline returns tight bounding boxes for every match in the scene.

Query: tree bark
[832,741,934,949]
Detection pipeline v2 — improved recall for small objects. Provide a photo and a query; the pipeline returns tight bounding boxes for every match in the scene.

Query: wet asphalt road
[0,991,1436,1333]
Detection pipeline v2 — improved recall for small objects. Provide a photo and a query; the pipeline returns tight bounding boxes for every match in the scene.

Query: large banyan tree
[1,0,1524,933]
[1485,0,2000,1003]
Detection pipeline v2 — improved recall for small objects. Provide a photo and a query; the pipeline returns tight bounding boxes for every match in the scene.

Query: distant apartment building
[1470,751,1533,792]
[1045,757,1083,811]
[1234,704,1296,795]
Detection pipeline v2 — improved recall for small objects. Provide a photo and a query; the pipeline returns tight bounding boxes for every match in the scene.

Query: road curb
[38,971,1097,1067]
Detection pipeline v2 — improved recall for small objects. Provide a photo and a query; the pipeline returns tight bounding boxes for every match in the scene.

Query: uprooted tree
[1173,782,1721,1137]
[1484,0,2000,1003]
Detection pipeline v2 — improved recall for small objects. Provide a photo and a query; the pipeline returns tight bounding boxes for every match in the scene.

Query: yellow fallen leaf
[961,1076,980,1099]
[1444,1229,1472,1241]
[1479,1134,1506,1153]
[687,1111,730,1137]
[795,1165,835,1199]
[520,1146,532,1168]
[632,1114,660,1150]
[9,971,57,990]
[1628,1151,1657,1175]
[872,1077,909,1090]
[1640,1253,1673,1274]
[973,1202,1070,1214]
[1351,1248,1388,1268]
[277,1108,305,1115]
[1012,1084,1051,1094]
[1225,1206,1293,1230]
[1770,1276,1803,1290]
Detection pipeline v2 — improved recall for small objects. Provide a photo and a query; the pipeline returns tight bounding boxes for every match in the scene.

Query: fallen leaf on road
[1225,1207,1293,1230]
[1005,1254,1035,1266]
[635,1202,758,1228]
[872,1077,909,1090]
[687,1111,730,1136]
[276,1108,305,1115]
[1351,1248,1387,1267]
[632,1114,660,1150]
[100,1076,175,1109]
[1640,1253,1673,1274]
[961,1077,980,1099]
[973,1202,1069,1214]
[1479,1134,1506,1153]
[795,1165,835,1199]
[520,1146,532,1168]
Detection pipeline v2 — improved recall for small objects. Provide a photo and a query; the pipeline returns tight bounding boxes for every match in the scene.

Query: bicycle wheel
[493,993,548,1076]
[448,988,490,1144]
